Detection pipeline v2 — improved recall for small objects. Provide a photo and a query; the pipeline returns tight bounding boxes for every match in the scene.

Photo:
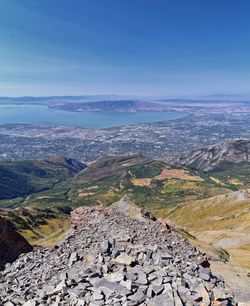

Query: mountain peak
[109,195,156,222]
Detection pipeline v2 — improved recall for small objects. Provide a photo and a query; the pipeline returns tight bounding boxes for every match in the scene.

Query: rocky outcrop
[44,156,87,175]
[108,195,156,222]
[0,216,32,270]
[171,139,250,172]
[71,205,110,228]
[0,198,236,305]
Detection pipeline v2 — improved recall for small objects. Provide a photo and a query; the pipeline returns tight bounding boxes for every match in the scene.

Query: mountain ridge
[171,139,250,172]
[0,156,86,200]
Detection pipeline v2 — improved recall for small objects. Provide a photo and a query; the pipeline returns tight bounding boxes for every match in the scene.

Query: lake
[0,104,186,128]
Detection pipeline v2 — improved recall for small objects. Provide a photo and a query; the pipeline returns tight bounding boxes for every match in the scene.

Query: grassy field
[165,189,250,270]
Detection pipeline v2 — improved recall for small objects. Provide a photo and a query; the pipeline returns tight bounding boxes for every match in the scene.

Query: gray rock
[120,279,132,291]
[197,284,210,306]
[148,294,175,306]
[92,288,104,301]
[151,284,164,295]
[0,202,237,306]
[101,240,112,254]
[69,252,79,267]
[135,271,148,285]
[212,287,227,301]
[95,279,131,296]
[128,288,146,305]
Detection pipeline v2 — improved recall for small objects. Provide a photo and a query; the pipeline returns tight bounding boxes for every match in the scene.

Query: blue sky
[1,0,250,97]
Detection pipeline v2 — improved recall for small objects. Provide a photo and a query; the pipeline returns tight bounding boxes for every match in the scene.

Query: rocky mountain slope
[172,140,250,172]
[0,196,236,305]
[0,215,32,270]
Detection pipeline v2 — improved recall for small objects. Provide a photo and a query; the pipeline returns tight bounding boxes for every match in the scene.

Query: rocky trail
[0,196,238,305]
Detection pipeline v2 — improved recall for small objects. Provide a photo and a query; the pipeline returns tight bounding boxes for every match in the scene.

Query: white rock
[114,253,134,265]
[105,272,124,283]
[23,300,37,306]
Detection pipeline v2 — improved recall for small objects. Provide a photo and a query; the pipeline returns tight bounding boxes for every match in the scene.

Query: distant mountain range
[0,97,174,112]
[50,100,171,112]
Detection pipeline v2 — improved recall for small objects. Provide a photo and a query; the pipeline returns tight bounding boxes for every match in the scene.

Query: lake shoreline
[0,104,187,129]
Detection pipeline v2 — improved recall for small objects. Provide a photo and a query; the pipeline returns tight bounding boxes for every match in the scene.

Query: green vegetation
[209,162,250,189]
[0,157,85,200]
[1,155,249,248]
[0,205,71,245]
[3,155,231,211]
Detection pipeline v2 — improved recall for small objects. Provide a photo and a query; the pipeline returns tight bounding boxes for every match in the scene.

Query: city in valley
[0,99,249,162]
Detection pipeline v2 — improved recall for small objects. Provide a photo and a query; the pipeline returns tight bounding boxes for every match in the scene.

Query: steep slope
[0,206,72,245]
[0,198,236,305]
[0,156,86,200]
[172,139,250,172]
[165,190,250,269]
[165,190,250,302]
[0,215,32,269]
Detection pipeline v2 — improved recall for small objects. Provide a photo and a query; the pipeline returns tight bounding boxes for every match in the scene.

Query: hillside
[1,154,247,249]
[165,189,250,268]
[0,154,249,302]
[0,198,236,305]
[164,189,250,301]
[0,155,234,247]
[12,155,232,213]
[0,206,72,246]
[172,140,250,172]
[0,215,32,269]
[0,156,86,200]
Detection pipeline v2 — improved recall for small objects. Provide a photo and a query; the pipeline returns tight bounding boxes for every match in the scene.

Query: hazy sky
[1,0,250,97]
